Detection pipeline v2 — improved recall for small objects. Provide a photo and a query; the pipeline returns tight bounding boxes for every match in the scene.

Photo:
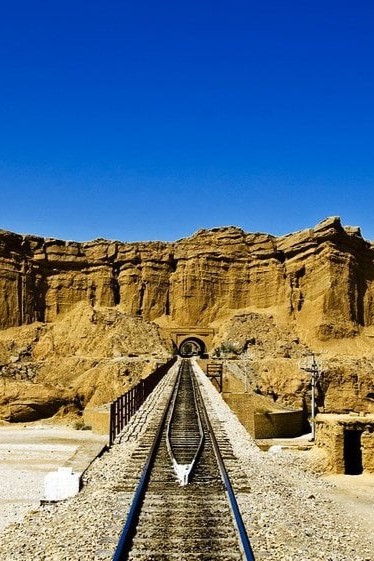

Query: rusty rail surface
[109,357,177,445]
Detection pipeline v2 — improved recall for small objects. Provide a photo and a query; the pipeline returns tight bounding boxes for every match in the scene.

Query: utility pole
[299,354,322,441]
[241,350,251,393]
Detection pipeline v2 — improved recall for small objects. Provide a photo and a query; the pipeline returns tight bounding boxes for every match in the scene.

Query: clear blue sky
[1,1,373,242]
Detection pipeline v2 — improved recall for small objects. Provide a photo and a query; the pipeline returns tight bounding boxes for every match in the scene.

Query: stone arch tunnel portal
[168,327,215,357]
[178,337,206,357]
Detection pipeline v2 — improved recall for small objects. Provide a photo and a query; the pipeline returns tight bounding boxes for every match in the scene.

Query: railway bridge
[0,358,255,560]
[0,358,370,560]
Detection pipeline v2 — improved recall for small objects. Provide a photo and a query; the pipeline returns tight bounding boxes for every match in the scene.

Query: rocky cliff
[1,216,374,338]
[1,217,374,423]
[0,303,170,422]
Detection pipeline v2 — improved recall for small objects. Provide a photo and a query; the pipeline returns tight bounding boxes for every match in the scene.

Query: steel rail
[113,358,255,561]
[166,360,205,485]
[112,361,181,561]
[192,362,256,561]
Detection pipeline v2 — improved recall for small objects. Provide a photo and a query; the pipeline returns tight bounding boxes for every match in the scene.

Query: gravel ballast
[0,358,373,561]
[192,360,374,561]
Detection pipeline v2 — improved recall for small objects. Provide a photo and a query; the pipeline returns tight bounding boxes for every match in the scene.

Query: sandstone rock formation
[1,216,374,336]
[1,217,374,422]
[0,303,170,422]
[211,311,374,416]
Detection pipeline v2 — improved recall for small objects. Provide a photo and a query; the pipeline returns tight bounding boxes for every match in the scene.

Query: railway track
[112,359,255,561]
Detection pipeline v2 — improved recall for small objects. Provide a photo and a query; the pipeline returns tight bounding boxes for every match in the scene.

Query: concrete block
[44,467,80,501]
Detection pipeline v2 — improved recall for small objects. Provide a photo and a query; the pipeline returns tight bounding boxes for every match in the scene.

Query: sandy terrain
[322,472,374,532]
[0,423,107,532]
[247,432,374,544]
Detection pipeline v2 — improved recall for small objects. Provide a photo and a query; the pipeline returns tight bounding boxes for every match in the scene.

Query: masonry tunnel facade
[178,337,207,357]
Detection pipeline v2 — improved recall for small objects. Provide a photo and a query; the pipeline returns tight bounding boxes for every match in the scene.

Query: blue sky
[0,1,373,242]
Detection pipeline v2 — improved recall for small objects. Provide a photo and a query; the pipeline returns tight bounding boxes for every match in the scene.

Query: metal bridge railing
[109,357,177,446]
[206,361,223,392]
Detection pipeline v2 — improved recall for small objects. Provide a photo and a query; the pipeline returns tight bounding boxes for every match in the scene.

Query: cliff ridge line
[0,217,373,337]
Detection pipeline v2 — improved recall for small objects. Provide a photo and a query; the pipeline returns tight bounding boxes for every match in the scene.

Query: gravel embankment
[192,360,374,561]
[0,358,373,561]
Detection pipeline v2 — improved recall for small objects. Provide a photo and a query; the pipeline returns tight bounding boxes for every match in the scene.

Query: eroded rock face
[212,311,374,416]
[0,303,171,422]
[1,217,374,422]
[1,217,374,337]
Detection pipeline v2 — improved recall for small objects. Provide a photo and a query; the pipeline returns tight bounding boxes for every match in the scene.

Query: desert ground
[0,422,107,532]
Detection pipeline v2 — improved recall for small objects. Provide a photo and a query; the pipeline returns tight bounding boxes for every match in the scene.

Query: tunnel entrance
[178,337,206,357]
[344,429,363,475]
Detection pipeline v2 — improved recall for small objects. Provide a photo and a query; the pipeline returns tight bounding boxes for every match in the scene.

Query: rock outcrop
[1,217,374,338]
[0,303,171,422]
[212,311,374,416]
[1,217,374,422]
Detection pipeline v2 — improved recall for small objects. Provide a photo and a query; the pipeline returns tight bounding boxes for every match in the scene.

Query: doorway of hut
[344,429,363,475]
